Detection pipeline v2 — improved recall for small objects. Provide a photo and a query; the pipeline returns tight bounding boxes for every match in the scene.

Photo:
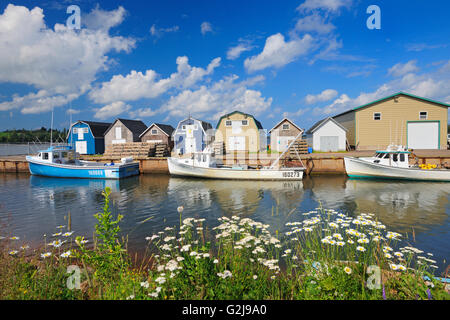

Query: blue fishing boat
[26,145,140,179]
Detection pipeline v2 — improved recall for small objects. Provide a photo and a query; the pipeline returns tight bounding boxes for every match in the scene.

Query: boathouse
[172,117,214,155]
[104,119,148,146]
[215,110,266,153]
[304,117,347,152]
[139,123,175,149]
[333,92,449,150]
[269,118,303,153]
[67,120,111,155]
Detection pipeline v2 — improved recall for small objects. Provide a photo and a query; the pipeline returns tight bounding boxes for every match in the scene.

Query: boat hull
[344,157,450,182]
[27,157,140,179]
[168,157,304,180]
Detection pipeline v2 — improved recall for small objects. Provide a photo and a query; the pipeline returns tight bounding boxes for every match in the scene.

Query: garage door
[320,136,339,152]
[75,141,87,154]
[407,122,439,149]
[228,136,245,151]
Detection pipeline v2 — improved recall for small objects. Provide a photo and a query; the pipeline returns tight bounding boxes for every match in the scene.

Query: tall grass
[0,188,448,300]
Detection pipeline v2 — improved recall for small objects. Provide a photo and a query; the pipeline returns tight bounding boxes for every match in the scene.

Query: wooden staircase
[287,139,309,156]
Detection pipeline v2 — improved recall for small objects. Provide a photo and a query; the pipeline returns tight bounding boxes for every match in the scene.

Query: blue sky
[0,0,449,132]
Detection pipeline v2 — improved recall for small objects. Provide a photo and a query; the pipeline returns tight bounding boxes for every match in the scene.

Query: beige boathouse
[333,92,449,150]
[215,111,266,153]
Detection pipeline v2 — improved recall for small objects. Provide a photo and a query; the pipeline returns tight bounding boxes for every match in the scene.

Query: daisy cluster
[282,208,439,272]
[142,215,288,298]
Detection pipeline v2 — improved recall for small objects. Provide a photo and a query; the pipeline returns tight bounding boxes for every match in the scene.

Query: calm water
[0,143,51,156]
[0,173,449,273]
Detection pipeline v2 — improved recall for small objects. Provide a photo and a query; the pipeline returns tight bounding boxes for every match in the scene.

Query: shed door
[185,136,196,154]
[320,136,339,152]
[75,141,87,155]
[228,136,245,151]
[278,136,294,152]
[407,122,439,149]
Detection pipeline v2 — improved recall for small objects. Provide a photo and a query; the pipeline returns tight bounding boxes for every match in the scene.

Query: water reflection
[0,173,448,271]
[343,178,450,233]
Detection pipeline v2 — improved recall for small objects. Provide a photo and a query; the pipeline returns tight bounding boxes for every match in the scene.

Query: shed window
[419,111,428,120]
[151,129,158,135]
[373,113,381,121]
[73,128,78,134]
[282,124,290,130]
[226,120,232,126]
[115,127,122,139]
[242,120,248,126]
[182,125,186,130]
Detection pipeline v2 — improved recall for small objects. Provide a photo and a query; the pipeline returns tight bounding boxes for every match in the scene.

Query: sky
[0,0,450,132]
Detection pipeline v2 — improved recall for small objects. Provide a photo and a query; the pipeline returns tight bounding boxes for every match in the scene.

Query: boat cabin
[177,148,217,168]
[35,146,75,164]
[371,150,410,168]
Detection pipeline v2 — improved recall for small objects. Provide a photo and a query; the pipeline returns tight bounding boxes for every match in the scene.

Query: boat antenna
[69,111,72,147]
[50,107,54,147]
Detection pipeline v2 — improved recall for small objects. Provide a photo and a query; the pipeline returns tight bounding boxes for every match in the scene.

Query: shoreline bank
[1,150,449,175]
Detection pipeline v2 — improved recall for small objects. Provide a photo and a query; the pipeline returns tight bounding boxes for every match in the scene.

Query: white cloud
[128,107,158,119]
[160,75,272,120]
[282,108,310,120]
[244,0,355,72]
[244,33,315,72]
[89,56,221,104]
[227,41,254,60]
[201,22,213,35]
[0,90,79,114]
[388,60,419,77]
[315,59,450,116]
[94,101,131,120]
[150,24,179,38]
[305,89,338,104]
[316,93,351,115]
[294,13,335,34]
[297,0,353,13]
[405,43,447,52]
[0,4,135,114]
[83,5,127,31]
[66,108,81,115]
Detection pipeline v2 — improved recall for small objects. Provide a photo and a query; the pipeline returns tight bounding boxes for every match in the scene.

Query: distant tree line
[0,127,68,143]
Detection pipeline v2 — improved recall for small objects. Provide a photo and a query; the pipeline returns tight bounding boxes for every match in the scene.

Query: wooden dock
[2,150,450,175]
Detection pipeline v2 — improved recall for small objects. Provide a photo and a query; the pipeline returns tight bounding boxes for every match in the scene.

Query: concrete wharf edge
[1,150,450,175]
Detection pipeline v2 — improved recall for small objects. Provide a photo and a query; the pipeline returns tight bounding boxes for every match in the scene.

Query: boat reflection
[166,178,304,232]
[343,178,450,232]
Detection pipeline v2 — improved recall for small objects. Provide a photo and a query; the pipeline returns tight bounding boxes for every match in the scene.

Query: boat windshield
[375,152,389,159]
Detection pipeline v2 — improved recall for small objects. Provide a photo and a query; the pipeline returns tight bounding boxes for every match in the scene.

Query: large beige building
[215,111,266,153]
[333,92,449,150]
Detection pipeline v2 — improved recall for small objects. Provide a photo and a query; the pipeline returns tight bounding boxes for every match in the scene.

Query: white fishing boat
[168,132,306,180]
[344,145,450,182]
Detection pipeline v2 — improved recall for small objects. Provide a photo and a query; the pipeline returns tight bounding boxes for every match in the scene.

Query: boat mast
[50,108,54,147]
[269,130,304,169]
